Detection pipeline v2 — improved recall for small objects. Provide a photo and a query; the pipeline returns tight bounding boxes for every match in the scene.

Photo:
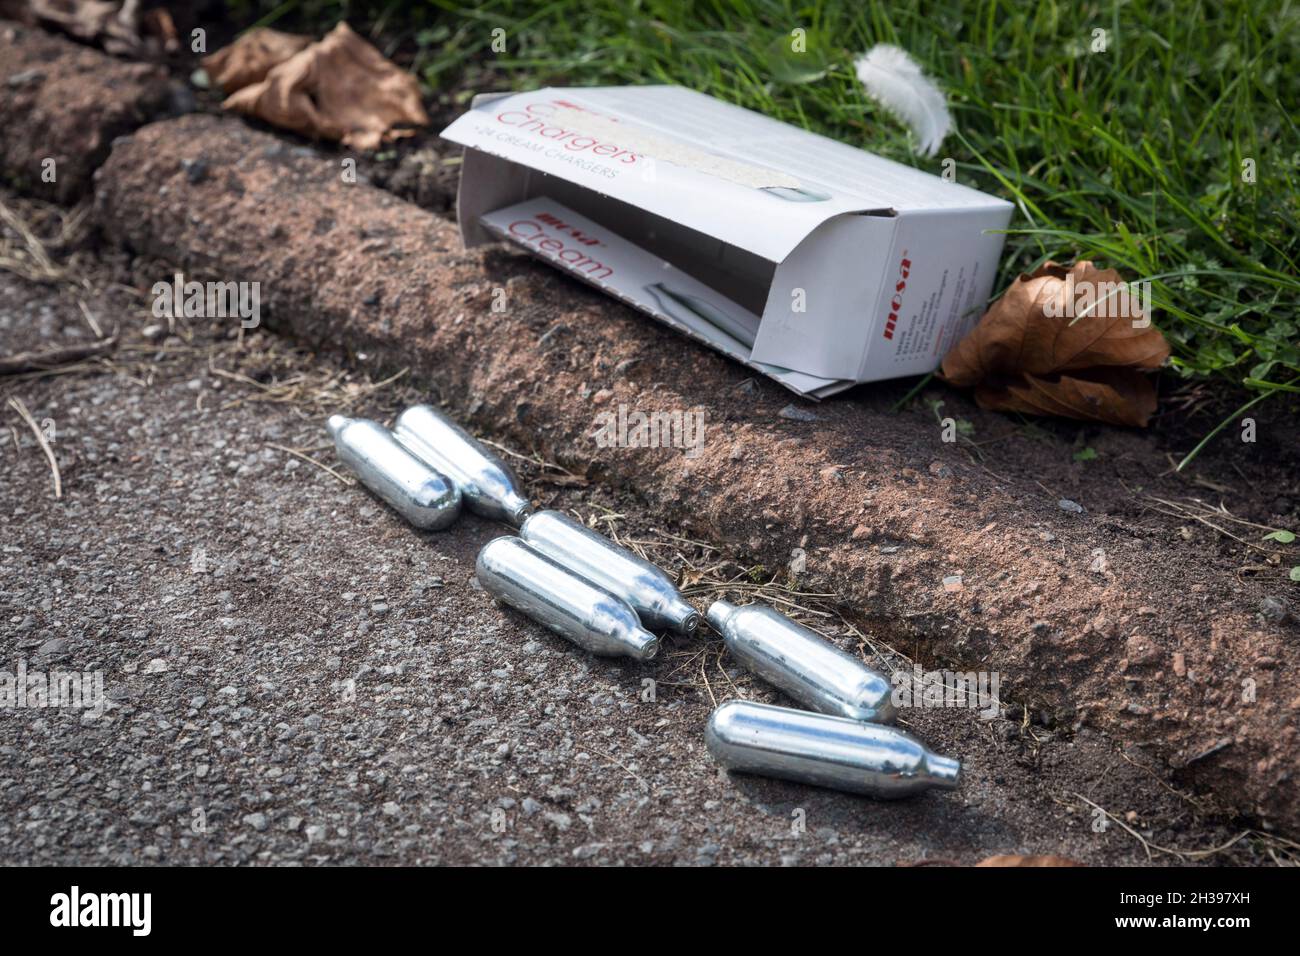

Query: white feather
[854,44,952,157]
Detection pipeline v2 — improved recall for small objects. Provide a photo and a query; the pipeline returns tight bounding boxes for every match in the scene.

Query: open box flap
[443,88,908,263]
[751,211,898,380]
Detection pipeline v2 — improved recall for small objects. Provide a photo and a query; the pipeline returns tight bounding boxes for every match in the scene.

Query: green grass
[238,0,1299,412]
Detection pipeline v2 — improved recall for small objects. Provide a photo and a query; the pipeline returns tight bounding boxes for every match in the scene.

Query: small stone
[181,157,209,184]
[1058,499,1085,514]
[1172,652,1186,677]
[1260,596,1288,623]
[942,574,963,592]
[144,658,168,674]
[243,812,269,832]
[779,404,818,422]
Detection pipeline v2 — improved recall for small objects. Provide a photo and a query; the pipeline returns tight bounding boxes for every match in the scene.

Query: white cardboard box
[442,86,1013,397]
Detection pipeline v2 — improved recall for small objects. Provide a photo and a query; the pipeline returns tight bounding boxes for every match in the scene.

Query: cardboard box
[442,86,1013,397]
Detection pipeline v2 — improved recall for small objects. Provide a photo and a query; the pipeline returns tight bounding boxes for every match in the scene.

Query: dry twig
[7,396,61,500]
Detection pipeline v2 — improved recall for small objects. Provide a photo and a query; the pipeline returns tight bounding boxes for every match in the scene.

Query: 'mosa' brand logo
[882,251,911,341]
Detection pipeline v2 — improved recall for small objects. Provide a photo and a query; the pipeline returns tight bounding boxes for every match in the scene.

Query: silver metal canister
[327,415,461,530]
[519,510,700,636]
[708,601,895,723]
[706,700,961,798]
[392,404,533,527]
[476,536,660,662]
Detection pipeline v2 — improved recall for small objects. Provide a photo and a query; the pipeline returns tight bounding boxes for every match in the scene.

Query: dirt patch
[86,112,1300,833]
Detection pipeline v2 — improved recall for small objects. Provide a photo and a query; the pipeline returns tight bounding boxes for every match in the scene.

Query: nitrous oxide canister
[707,601,895,723]
[519,510,700,636]
[327,415,461,530]
[393,404,533,527]
[705,700,961,798]
[476,536,660,662]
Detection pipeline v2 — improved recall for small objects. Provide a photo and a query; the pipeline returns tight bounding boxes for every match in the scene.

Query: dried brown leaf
[941,261,1170,427]
[201,27,312,94]
[16,0,177,56]
[218,21,429,151]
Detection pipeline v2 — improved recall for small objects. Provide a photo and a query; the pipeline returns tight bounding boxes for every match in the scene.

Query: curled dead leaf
[975,854,1083,867]
[941,261,1170,427]
[201,27,312,94]
[215,21,429,151]
[677,568,706,589]
[16,0,174,57]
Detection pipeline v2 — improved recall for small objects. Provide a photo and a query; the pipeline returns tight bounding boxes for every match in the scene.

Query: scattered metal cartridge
[705,700,960,799]
[519,510,700,636]
[327,415,461,530]
[707,601,895,723]
[477,536,660,661]
[393,404,533,527]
